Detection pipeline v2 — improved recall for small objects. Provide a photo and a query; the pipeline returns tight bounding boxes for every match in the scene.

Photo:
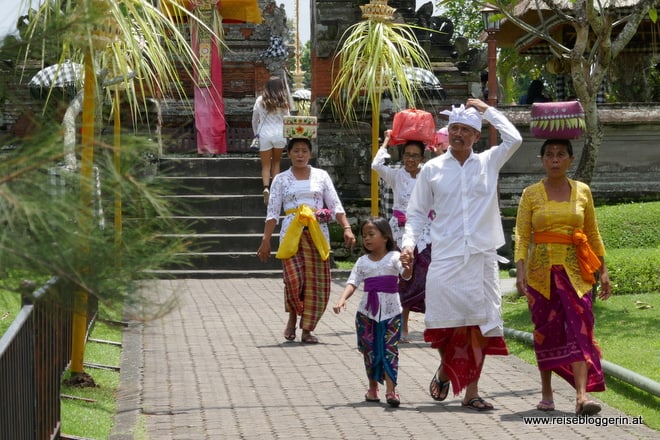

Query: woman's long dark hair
[261,77,289,112]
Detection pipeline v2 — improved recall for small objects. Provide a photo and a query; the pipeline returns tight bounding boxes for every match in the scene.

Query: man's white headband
[440,104,482,132]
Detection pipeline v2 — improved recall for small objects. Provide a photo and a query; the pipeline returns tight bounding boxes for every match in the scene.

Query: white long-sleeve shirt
[401,107,522,260]
[371,148,421,248]
[266,166,345,244]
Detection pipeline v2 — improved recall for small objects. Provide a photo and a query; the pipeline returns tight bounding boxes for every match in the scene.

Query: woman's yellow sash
[276,205,330,261]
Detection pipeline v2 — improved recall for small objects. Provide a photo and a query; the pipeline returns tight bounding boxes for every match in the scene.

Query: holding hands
[400,247,414,268]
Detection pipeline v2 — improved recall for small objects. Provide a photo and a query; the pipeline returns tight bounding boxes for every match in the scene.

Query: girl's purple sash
[364,275,398,315]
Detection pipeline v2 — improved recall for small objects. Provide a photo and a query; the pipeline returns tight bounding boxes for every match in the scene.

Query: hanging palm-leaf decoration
[327,0,433,215]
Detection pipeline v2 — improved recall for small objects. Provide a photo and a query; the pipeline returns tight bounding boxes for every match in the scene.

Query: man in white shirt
[400,98,522,411]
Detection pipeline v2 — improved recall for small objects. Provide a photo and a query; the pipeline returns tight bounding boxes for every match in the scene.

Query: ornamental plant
[327,0,433,215]
[12,0,222,382]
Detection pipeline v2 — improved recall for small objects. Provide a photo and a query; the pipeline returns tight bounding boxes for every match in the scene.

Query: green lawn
[503,292,660,431]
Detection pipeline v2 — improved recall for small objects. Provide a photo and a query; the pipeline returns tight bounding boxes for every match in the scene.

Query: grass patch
[0,270,49,335]
[503,293,660,431]
[334,259,355,271]
[60,319,122,439]
[596,202,660,249]
[0,289,21,335]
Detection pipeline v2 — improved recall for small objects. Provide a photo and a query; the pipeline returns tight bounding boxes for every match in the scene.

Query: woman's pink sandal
[536,400,555,411]
[365,388,380,402]
[386,392,400,407]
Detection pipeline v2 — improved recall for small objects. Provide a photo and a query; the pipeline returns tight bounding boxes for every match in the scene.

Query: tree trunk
[572,97,603,184]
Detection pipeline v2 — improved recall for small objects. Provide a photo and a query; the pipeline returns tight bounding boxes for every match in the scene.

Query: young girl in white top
[333,217,412,407]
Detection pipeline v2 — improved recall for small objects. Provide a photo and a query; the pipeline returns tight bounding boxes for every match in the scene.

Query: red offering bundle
[390,108,436,145]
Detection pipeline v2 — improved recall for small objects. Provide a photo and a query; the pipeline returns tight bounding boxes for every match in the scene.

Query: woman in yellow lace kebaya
[514,139,612,416]
[257,138,356,344]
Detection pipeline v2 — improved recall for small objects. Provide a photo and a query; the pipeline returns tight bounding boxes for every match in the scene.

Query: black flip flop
[429,370,450,401]
[462,397,494,411]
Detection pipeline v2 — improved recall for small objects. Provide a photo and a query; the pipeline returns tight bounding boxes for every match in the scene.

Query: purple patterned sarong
[398,245,430,313]
[356,312,401,385]
[526,266,605,392]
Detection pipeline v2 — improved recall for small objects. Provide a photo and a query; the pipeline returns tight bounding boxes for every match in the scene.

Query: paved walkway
[110,277,657,440]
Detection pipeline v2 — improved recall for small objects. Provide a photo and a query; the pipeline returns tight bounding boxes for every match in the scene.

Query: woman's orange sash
[534,229,601,284]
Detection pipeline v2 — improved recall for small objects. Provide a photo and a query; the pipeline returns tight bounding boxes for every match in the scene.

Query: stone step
[160,233,278,253]
[163,251,348,273]
[165,216,269,234]
[165,251,283,271]
[159,156,260,177]
[145,268,352,280]
[159,156,292,177]
[161,194,268,216]
[157,176,264,195]
[153,155,345,279]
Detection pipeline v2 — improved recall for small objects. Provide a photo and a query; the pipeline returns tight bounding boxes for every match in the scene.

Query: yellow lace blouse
[514,179,605,299]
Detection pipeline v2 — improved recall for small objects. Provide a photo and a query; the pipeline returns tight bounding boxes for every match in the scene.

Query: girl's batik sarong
[282,230,330,332]
[356,312,401,385]
[527,265,605,392]
[397,244,430,313]
[424,326,508,396]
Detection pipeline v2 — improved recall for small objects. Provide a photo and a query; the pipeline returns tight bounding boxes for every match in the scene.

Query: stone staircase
[153,155,282,278]
[152,155,349,279]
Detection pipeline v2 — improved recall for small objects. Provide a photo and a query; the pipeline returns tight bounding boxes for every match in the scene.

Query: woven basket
[283,116,318,139]
[530,101,585,139]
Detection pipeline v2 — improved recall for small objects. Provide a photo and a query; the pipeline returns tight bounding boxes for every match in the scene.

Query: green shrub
[596,202,660,249]
[607,248,660,295]
[594,202,659,295]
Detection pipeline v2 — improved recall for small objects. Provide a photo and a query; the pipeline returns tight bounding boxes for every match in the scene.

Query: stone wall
[499,104,660,207]
[324,104,660,211]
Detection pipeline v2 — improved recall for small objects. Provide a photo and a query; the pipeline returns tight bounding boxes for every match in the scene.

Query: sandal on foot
[429,369,450,401]
[283,327,296,341]
[301,333,319,344]
[536,400,555,411]
[462,397,494,411]
[386,392,400,408]
[365,389,380,402]
[576,400,601,416]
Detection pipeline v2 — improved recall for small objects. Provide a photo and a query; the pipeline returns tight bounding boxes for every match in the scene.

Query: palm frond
[20,0,225,121]
[328,14,432,123]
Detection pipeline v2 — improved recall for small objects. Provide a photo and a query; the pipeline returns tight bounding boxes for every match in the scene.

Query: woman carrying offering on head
[257,138,356,344]
[514,138,611,415]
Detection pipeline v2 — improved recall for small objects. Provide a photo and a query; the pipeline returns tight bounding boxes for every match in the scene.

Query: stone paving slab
[110,278,658,440]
